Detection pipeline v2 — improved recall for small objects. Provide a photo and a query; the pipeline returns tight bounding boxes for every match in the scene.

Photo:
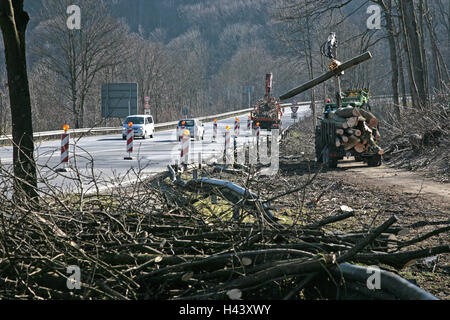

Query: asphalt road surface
[0,106,311,193]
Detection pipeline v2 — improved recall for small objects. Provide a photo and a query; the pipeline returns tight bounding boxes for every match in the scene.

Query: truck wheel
[368,154,382,167]
[328,158,338,168]
[315,127,323,162]
[323,145,338,169]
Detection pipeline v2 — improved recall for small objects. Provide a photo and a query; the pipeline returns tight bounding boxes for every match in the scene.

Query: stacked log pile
[328,106,384,155]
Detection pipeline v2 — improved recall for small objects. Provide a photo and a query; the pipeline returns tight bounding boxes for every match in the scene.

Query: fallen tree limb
[353,245,450,269]
[398,226,450,248]
[305,212,355,229]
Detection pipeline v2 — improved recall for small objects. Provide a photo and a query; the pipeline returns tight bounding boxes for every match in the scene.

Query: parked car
[122,115,154,140]
[176,119,204,141]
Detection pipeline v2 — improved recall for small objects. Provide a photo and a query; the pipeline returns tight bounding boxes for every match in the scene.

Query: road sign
[291,106,299,113]
[101,83,138,118]
[144,102,151,109]
[144,96,150,103]
[291,113,298,119]
[183,107,189,116]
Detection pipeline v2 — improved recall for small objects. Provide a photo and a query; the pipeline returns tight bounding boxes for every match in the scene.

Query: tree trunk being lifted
[280,52,373,100]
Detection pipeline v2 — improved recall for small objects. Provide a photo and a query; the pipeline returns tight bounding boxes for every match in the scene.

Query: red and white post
[179,121,186,141]
[224,126,232,165]
[213,119,217,142]
[255,122,260,139]
[124,122,134,160]
[247,116,251,131]
[57,124,71,172]
[234,117,240,137]
[255,122,261,156]
[180,129,190,169]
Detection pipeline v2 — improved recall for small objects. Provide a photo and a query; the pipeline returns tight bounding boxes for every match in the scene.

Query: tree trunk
[396,33,408,108]
[424,0,450,92]
[305,17,316,129]
[280,52,373,100]
[418,0,429,98]
[384,0,401,118]
[0,0,38,200]
[399,0,428,108]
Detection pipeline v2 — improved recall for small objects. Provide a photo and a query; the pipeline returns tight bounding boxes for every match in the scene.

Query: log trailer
[315,89,383,168]
[251,73,283,130]
[280,34,384,168]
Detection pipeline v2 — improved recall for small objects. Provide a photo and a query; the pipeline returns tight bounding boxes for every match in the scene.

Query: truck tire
[315,127,323,163]
[323,145,338,169]
[328,158,338,168]
[367,154,382,167]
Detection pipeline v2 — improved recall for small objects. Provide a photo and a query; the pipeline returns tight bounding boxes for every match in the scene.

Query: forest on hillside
[0,0,447,133]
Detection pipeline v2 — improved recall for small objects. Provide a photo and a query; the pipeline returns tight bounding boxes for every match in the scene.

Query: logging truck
[315,89,383,168]
[279,42,383,168]
[251,73,283,130]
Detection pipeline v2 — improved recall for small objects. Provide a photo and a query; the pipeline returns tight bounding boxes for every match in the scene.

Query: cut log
[346,129,362,137]
[335,138,341,148]
[335,106,361,118]
[360,109,379,128]
[347,117,358,128]
[327,113,349,129]
[336,129,344,136]
[354,143,366,153]
[344,135,360,150]
[341,135,349,143]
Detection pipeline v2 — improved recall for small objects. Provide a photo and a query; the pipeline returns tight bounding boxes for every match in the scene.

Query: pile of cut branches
[378,92,449,180]
[0,162,447,300]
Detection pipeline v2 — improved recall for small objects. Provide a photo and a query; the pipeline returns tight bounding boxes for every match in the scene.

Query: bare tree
[122,36,171,122]
[0,0,38,200]
[372,0,401,118]
[0,74,10,135]
[423,0,450,93]
[398,0,428,108]
[32,0,130,128]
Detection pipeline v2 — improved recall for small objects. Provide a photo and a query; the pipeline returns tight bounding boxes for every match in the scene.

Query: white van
[122,115,155,140]
[176,119,205,141]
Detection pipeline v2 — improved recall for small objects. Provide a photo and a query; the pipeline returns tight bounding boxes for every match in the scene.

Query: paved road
[0,106,311,193]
